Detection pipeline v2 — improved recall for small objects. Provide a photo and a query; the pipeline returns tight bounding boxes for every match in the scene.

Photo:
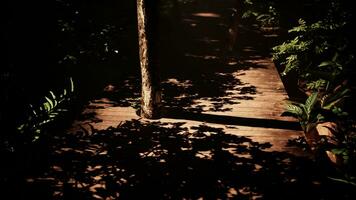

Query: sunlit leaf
[45,97,54,110]
[70,77,74,93]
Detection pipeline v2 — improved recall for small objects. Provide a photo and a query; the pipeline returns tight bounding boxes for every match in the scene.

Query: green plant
[325,121,356,186]
[283,92,319,133]
[17,77,75,142]
[283,84,350,132]
[242,0,280,27]
[272,15,353,91]
[320,84,350,110]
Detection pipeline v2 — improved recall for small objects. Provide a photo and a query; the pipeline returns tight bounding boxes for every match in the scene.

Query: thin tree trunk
[228,0,243,51]
[136,0,161,119]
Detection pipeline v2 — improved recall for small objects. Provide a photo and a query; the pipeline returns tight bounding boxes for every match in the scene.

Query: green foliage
[283,92,319,132]
[283,84,350,133]
[320,84,350,111]
[17,78,75,142]
[273,19,346,76]
[306,79,327,90]
[272,3,353,91]
[326,122,356,185]
[242,0,279,27]
[272,35,312,76]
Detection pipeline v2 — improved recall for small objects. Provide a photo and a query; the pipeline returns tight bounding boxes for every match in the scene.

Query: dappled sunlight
[24,121,323,199]
[3,0,355,199]
[68,0,301,150]
[163,78,193,88]
[191,12,221,18]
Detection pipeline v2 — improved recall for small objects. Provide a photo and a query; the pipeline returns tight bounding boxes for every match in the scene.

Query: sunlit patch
[163,78,193,88]
[243,59,271,68]
[87,165,103,172]
[227,187,238,198]
[254,164,263,172]
[195,150,213,159]
[52,165,64,172]
[90,183,106,193]
[26,178,35,183]
[312,180,321,185]
[228,61,238,66]
[191,12,221,18]
[104,84,117,92]
[242,47,256,52]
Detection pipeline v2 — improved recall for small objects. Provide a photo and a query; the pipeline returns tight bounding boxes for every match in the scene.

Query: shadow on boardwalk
[164,109,301,130]
[12,120,355,200]
[4,1,356,200]
[85,0,264,114]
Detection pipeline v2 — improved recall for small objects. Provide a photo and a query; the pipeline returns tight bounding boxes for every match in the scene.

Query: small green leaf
[45,97,54,110]
[43,102,51,112]
[69,77,74,93]
[49,91,56,99]
[318,61,334,67]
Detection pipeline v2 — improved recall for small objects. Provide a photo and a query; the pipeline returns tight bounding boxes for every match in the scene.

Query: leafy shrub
[272,0,354,91]
[16,78,75,143]
[242,0,280,27]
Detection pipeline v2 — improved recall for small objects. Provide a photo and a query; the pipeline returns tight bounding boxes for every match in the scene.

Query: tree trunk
[136,0,161,119]
[228,0,244,51]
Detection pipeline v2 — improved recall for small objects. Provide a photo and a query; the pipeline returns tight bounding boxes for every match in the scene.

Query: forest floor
[18,0,354,199]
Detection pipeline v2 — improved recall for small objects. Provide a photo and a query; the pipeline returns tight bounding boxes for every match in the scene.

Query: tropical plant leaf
[304,92,318,115]
[328,177,356,187]
[321,87,350,110]
[282,104,304,119]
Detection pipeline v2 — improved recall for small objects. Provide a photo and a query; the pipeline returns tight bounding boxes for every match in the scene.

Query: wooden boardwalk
[70,0,304,155]
[23,1,349,199]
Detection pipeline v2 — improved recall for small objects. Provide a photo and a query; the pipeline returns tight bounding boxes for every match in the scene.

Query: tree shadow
[59,0,279,119]
[14,120,355,199]
[163,110,301,130]
[155,0,279,114]
[78,0,264,119]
